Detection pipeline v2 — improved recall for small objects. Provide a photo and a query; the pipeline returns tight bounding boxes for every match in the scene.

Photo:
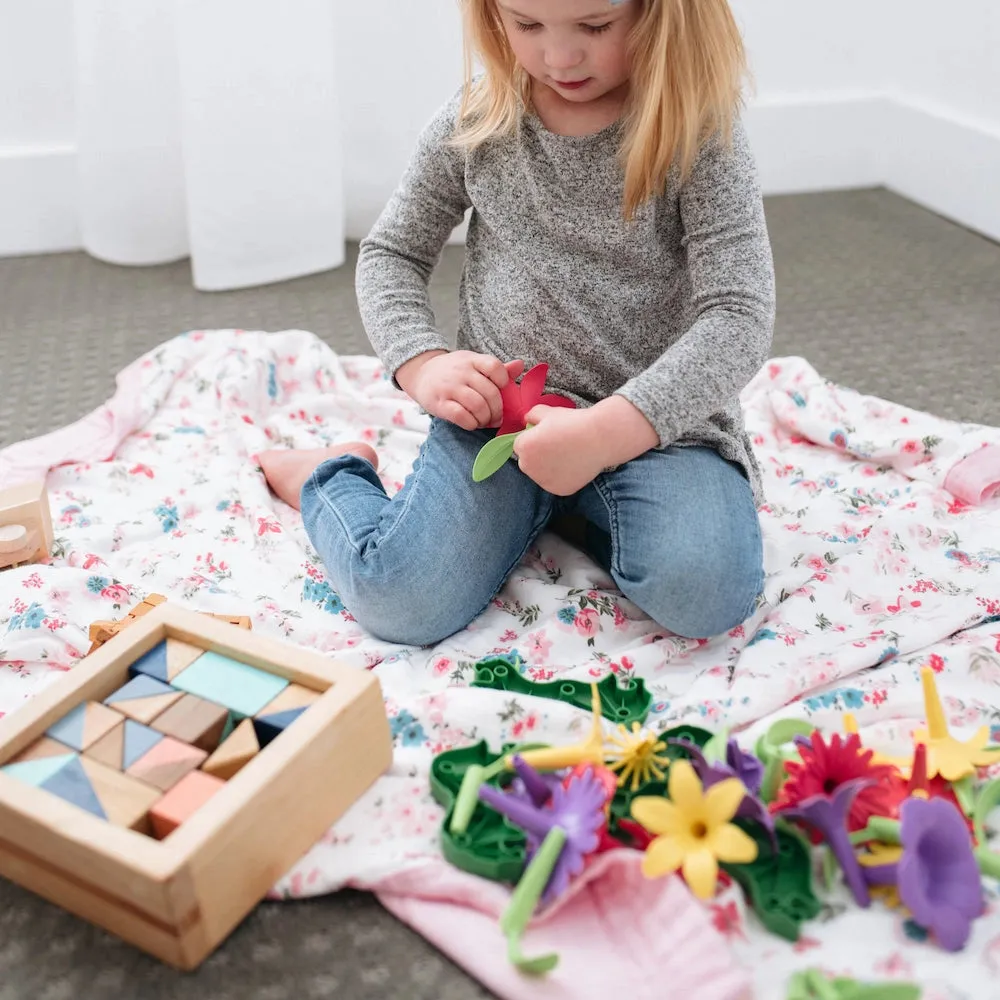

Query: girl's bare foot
[258,442,379,511]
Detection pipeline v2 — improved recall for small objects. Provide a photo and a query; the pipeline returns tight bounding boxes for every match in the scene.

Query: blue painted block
[129,641,169,682]
[40,757,106,819]
[122,720,164,770]
[106,674,175,704]
[172,652,288,717]
[2,753,77,788]
[252,707,307,748]
[46,704,87,752]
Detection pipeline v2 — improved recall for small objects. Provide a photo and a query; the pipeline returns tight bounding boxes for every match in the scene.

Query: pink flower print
[22,573,44,590]
[528,667,555,682]
[256,516,281,536]
[525,630,552,661]
[100,583,131,604]
[392,410,406,426]
[901,439,921,453]
[927,653,946,674]
[129,463,155,478]
[82,554,106,570]
[574,608,600,638]
[432,657,452,676]
[852,595,886,615]
[807,556,826,571]
[361,428,377,442]
[511,713,539,739]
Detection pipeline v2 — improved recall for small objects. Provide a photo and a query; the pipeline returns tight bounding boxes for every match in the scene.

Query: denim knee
[619,538,763,639]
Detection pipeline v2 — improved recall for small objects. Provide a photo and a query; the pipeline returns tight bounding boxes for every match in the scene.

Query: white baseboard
[884,96,1000,244]
[1,96,998,259]
[0,144,80,258]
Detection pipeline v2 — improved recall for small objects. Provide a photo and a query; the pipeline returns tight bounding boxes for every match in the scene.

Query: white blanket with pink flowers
[2,329,1000,997]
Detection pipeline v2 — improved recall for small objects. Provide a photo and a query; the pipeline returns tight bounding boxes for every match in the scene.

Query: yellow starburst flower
[630,759,757,899]
[913,667,1000,781]
[605,722,670,791]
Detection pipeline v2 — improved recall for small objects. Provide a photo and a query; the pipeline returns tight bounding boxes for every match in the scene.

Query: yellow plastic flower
[509,684,606,772]
[912,667,1000,781]
[857,843,907,913]
[630,758,757,899]
[605,722,670,791]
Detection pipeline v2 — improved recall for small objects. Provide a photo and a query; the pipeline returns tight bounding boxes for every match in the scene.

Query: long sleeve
[356,92,471,379]
[614,117,776,446]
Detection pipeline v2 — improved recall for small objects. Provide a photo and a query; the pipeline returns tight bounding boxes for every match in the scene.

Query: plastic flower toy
[479,761,613,905]
[507,684,607,773]
[629,758,757,899]
[776,777,872,908]
[472,362,575,482]
[864,797,984,951]
[912,666,1000,781]
[605,722,670,791]
[772,731,899,834]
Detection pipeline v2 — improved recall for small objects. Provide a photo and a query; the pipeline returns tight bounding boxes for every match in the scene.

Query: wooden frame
[0,603,393,969]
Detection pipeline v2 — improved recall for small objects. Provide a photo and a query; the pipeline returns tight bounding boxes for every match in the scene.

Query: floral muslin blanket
[1,329,999,998]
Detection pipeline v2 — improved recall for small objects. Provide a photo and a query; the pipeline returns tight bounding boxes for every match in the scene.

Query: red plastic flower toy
[771,732,899,835]
[497,362,576,436]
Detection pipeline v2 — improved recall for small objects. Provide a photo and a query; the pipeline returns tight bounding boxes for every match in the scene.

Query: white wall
[1,0,999,258]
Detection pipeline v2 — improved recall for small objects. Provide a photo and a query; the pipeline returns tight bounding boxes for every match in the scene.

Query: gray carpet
[0,187,999,998]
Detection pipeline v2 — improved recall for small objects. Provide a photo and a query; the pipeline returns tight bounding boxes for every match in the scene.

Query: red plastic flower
[498,362,576,435]
[772,732,900,834]
[881,743,976,837]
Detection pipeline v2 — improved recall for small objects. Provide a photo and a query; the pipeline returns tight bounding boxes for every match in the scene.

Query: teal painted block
[172,651,288,717]
[129,641,169,682]
[2,753,77,788]
[122,720,164,770]
[106,674,175,705]
[252,707,307,748]
[46,704,88,751]
[40,757,106,819]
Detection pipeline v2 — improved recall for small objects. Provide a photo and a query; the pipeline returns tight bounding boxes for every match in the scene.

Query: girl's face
[496,0,640,104]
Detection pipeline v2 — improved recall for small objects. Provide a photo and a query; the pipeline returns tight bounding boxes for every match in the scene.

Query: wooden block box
[0,604,393,970]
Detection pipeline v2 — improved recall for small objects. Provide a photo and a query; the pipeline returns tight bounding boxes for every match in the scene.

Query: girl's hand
[512,405,609,496]
[397,351,524,431]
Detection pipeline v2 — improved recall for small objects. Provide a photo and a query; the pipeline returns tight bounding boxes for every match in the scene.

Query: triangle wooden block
[166,639,205,679]
[126,736,207,792]
[10,737,78,764]
[252,708,307,748]
[202,719,259,780]
[47,702,123,752]
[2,752,77,788]
[256,683,320,717]
[105,674,184,725]
[80,757,162,833]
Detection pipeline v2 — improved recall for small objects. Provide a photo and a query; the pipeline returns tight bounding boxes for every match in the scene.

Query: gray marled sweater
[356,89,776,504]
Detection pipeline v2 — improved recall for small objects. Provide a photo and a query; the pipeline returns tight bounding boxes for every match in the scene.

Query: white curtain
[72,0,345,291]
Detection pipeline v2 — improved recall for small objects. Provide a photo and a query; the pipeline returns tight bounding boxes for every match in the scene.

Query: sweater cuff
[384,336,452,390]
[613,381,682,449]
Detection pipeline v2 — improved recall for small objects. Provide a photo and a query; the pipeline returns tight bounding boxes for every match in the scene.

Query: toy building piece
[171,651,289,717]
[253,708,307,748]
[2,753,78,788]
[0,524,40,570]
[125,735,208,792]
[150,695,231,752]
[46,702,124,753]
[150,770,226,839]
[10,737,78,764]
[85,719,165,772]
[104,674,184,725]
[257,683,320,717]
[202,718,259,780]
[0,480,54,567]
[87,594,168,654]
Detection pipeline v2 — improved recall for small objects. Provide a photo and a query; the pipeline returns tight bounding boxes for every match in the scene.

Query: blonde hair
[452,0,749,220]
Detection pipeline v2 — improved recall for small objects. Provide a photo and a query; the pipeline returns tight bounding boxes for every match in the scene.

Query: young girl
[261,0,775,647]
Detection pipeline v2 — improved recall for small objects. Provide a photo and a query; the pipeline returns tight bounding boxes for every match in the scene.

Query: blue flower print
[747,627,777,647]
[267,362,278,400]
[557,606,577,625]
[8,603,47,631]
[154,504,179,532]
[302,577,345,615]
[217,500,231,512]
[87,576,110,594]
[830,429,848,449]
[390,710,427,748]
[789,391,806,408]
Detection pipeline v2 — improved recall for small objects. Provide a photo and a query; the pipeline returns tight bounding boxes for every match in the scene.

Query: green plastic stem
[500,826,566,975]
[450,764,486,835]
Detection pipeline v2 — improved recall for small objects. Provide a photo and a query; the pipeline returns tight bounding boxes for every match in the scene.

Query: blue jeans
[300,418,764,646]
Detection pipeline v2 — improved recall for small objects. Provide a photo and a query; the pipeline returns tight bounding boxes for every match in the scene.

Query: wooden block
[0,602,392,971]
[126,735,207,792]
[38,756,161,833]
[202,719,259,780]
[0,480,54,566]
[206,614,252,631]
[252,708,308,748]
[85,719,165,771]
[104,673,184,725]
[172,651,288,717]
[88,599,249,656]
[129,638,203,683]
[2,752,78,787]
[150,695,230,753]
[46,702,123,753]
[257,683,320,717]
[10,737,77,764]
[150,771,226,839]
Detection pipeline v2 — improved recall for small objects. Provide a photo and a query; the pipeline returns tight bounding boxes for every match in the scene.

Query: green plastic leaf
[701,726,730,765]
[472,432,519,482]
[974,777,1000,845]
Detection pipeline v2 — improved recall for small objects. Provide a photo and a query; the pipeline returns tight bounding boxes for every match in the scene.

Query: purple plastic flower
[896,796,983,951]
[777,777,872,908]
[671,739,776,849]
[726,738,765,797]
[479,762,610,906]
